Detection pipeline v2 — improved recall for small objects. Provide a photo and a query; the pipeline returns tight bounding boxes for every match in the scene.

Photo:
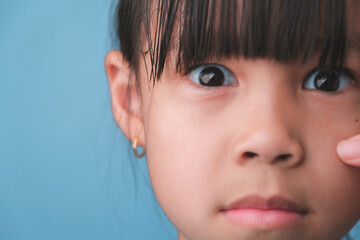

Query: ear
[105,50,145,146]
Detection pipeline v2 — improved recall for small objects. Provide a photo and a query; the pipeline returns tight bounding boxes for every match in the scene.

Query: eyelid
[346,69,359,83]
[186,63,238,87]
[337,68,356,81]
[303,66,357,92]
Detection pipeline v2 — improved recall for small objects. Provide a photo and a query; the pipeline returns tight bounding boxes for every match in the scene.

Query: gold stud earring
[132,138,146,158]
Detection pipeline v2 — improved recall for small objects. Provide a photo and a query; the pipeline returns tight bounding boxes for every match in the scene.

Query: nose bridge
[232,80,303,167]
[257,87,295,131]
[249,73,296,132]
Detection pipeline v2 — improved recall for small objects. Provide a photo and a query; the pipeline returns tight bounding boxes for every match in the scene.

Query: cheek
[305,91,360,136]
[301,150,360,238]
[143,90,231,232]
[144,83,230,192]
[300,97,360,236]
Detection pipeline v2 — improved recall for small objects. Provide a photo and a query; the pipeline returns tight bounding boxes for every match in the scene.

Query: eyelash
[302,67,357,93]
[186,63,238,88]
[185,64,358,93]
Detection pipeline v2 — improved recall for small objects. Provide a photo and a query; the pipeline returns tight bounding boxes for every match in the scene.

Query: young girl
[105,0,360,239]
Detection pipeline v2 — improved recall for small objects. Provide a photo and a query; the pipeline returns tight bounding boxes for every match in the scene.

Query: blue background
[0,1,359,240]
[0,1,175,239]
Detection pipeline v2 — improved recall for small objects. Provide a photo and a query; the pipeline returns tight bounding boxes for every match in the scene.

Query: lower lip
[222,209,305,229]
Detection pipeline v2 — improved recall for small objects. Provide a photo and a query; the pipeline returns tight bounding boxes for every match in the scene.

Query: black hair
[115,0,348,84]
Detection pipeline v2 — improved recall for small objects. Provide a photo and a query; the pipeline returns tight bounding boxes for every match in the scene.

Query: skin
[106,1,360,239]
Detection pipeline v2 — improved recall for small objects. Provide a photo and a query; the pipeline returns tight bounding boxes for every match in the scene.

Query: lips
[220,195,308,228]
[221,195,308,213]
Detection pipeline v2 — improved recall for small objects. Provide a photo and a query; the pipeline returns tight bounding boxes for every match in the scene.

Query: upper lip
[221,195,308,214]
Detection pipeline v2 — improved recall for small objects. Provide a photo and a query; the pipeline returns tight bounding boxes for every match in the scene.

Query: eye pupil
[199,67,225,86]
[315,70,340,91]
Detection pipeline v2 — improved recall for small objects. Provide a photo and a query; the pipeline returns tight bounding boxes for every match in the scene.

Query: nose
[234,129,304,168]
[232,101,304,169]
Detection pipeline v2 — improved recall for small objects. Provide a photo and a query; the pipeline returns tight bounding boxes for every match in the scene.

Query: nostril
[276,154,292,162]
[243,151,259,159]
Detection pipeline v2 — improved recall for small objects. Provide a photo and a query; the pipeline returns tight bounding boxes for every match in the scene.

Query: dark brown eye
[303,68,354,92]
[187,64,237,87]
[199,66,224,86]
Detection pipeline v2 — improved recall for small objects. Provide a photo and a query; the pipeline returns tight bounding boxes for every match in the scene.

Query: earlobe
[105,50,145,146]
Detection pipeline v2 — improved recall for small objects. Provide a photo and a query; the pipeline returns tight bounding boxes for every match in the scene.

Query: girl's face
[138,56,360,240]
[107,1,360,239]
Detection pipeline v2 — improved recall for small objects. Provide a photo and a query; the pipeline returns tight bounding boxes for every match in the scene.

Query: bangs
[134,0,347,81]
